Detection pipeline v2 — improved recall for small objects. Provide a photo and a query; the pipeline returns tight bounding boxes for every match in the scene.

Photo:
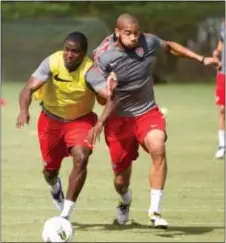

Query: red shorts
[215,73,225,106]
[104,107,166,174]
[37,111,97,171]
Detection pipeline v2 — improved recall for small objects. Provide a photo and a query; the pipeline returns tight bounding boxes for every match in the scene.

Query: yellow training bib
[33,51,95,120]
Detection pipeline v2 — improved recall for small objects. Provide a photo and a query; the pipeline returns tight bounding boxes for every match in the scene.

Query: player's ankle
[120,189,132,205]
[148,211,161,217]
[149,189,163,215]
[49,177,61,194]
[60,199,75,219]
[218,130,225,148]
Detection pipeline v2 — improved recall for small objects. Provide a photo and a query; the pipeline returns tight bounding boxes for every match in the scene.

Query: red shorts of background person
[215,72,225,106]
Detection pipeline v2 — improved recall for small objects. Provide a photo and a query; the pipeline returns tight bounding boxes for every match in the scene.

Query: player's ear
[114,28,119,39]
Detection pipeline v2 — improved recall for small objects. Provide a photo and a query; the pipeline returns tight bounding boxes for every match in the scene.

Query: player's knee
[115,176,125,186]
[219,106,225,116]
[42,169,59,182]
[144,130,166,156]
[114,177,128,193]
[70,147,90,171]
[114,173,130,193]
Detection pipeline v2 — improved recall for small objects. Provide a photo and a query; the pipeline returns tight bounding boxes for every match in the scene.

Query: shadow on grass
[72,220,224,238]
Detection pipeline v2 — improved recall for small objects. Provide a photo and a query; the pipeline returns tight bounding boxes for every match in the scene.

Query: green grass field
[2,82,224,242]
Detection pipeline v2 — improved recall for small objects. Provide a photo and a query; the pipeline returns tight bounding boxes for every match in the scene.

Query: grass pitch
[1,81,224,242]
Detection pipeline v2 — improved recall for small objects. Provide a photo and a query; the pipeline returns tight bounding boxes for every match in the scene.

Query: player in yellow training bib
[16,31,106,222]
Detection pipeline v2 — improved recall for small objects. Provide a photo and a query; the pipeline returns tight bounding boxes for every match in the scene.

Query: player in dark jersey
[86,13,221,228]
[212,21,225,159]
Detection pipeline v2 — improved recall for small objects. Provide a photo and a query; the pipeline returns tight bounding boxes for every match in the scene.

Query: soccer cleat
[215,146,225,159]
[148,212,168,229]
[51,178,64,211]
[115,201,131,225]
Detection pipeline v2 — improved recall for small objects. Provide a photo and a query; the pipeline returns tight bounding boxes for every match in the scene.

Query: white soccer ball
[42,216,73,242]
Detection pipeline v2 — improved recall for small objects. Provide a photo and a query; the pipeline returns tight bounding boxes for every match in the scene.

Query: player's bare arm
[93,87,109,106]
[97,72,119,121]
[16,77,45,129]
[87,73,118,145]
[85,73,108,102]
[87,96,117,145]
[163,40,221,68]
[19,76,45,112]
[17,56,50,129]
[213,40,223,58]
[94,71,118,105]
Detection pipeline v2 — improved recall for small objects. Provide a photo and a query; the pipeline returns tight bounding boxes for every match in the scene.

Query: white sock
[120,190,132,205]
[60,199,75,219]
[218,130,225,147]
[149,189,163,215]
[49,178,60,194]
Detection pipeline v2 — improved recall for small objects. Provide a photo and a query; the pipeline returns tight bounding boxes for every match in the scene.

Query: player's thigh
[215,73,225,106]
[37,111,67,171]
[70,145,92,169]
[143,130,166,158]
[64,112,97,153]
[104,116,139,175]
[136,107,167,155]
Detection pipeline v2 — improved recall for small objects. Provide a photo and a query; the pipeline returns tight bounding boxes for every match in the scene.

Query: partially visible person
[212,20,225,159]
[16,31,103,222]
[1,98,6,106]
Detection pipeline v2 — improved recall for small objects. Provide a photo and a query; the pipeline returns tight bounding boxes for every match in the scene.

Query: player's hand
[86,121,104,145]
[16,111,30,129]
[212,49,220,58]
[107,72,118,97]
[203,57,222,69]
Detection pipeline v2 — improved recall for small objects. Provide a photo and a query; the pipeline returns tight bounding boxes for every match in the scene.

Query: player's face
[116,24,140,49]
[63,40,85,70]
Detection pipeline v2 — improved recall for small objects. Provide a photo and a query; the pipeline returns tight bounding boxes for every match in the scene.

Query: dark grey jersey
[86,33,164,117]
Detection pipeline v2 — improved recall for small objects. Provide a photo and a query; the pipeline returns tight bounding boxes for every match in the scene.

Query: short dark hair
[64,31,88,53]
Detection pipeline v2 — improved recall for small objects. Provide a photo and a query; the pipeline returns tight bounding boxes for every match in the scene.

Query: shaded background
[1,1,225,82]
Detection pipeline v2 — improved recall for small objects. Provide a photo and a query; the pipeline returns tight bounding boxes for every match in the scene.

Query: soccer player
[86,14,221,228]
[212,21,225,159]
[16,31,104,221]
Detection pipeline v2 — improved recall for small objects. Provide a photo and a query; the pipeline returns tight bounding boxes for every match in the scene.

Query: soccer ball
[42,216,73,242]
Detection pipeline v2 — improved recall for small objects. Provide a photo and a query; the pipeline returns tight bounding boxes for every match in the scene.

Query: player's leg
[136,107,168,228]
[60,145,91,220]
[42,170,64,211]
[144,130,168,228]
[114,166,133,225]
[37,111,66,210]
[216,105,225,158]
[60,112,97,220]
[215,73,225,159]
[105,116,138,224]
